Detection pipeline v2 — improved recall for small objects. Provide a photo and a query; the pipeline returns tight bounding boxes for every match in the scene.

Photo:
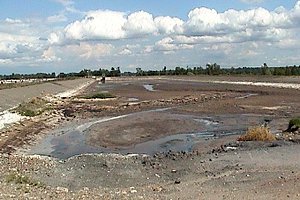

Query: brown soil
[86,111,205,148]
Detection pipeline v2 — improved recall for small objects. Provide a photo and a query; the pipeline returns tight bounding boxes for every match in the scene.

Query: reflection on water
[194,118,219,126]
[236,93,258,99]
[127,97,139,102]
[143,84,156,92]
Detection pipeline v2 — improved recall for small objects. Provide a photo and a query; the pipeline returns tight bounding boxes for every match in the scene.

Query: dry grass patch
[238,126,276,141]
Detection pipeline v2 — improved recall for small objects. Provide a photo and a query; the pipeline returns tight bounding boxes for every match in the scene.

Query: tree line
[1,64,300,80]
[135,63,300,76]
[0,67,121,80]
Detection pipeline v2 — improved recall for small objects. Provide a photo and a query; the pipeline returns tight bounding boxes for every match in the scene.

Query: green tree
[206,63,221,75]
[261,63,271,75]
[136,68,143,76]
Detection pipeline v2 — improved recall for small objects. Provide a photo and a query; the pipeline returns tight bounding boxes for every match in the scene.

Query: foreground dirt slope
[0,143,299,199]
[0,78,91,112]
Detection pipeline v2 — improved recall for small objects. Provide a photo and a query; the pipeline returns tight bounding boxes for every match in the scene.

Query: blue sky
[0,0,299,74]
[0,1,296,19]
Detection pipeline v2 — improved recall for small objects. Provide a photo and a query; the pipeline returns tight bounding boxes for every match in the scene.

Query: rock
[130,187,137,193]
[152,185,163,192]
[56,187,69,193]
[174,179,181,184]
[130,189,137,194]
[225,146,237,151]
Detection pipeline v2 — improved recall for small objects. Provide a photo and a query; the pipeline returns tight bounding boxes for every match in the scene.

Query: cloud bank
[50,2,300,44]
[1,1,300,72]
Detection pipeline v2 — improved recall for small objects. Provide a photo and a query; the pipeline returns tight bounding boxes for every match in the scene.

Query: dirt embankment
[0,141,300,199]
[0,78,92,112]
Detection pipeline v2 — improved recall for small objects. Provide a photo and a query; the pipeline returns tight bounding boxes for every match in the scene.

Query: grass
[15,97,52,117]
[238,126,276,141]
[288,118,300,128]
[83,92,116,99]
[284,117,300,132]
[5,172,45,188]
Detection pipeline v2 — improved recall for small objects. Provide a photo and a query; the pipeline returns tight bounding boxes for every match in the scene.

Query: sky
[0,0,299,74]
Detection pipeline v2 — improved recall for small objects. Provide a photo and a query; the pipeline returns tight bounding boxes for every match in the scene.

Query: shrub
[15,97,52,117]
[5,172,45,188]
[19,109,36,117]
[283,118,300,132]
[238,126,276,141]
[6,173,30,184]
[289,118,300,128]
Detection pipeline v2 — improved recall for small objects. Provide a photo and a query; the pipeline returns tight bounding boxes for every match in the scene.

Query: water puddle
[194,118,219,126]
[127,97,139,102]
[28,111,284,159]
[95,83,114,90]
[143,84,156,92]
[236,93,258,99]
[30,130,240,159]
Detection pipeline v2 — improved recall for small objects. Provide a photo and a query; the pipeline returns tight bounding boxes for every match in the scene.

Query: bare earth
[0,78,91,112]
[0,76,300,199]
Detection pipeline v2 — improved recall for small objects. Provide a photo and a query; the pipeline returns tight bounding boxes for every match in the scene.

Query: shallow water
[28,110,283,159]
[31,130,240,159]
[236,93,258,99]
[127,97,139,102]
[143,84,156,92]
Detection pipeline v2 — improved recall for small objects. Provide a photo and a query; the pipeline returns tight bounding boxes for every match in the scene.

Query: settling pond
[28,108,285,159]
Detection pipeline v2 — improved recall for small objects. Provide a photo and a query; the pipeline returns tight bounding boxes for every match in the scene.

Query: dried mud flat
[1,76,300,199]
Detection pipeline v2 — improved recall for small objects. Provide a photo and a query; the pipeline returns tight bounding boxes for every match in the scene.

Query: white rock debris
[0,111,25,130]
[55,80,94,98]
[210,81,300,90]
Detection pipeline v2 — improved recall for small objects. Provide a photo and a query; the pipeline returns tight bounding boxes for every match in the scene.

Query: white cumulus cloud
[154,16,184,34]
[51,1,300,45]
[64,10,127,40]
[123,11,157,37]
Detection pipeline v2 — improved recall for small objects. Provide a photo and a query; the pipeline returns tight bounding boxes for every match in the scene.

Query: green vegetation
[286,118,300,132]
[5,172,44,188]
[135,63,300,76]
[2,63,300,80]
[289,118,300,127]
[83,93,116,99]
[0,72,56,80]
[238,126,276,141]
[15,97,52,117]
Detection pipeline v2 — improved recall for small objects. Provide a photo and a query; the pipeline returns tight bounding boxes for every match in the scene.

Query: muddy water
[236,93,258,99]
[29,108,285,159]
[127,97,139,102]
[143,84,156,91]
